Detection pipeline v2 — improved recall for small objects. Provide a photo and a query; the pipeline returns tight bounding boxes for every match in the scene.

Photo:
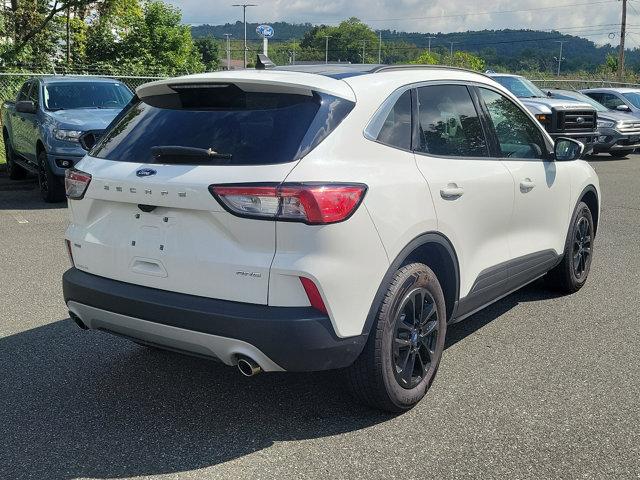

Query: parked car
[487,73,598,153]
[548,88,640,157]
[1,76,133,202]
[62,65,600,412]
[580,87,640,117]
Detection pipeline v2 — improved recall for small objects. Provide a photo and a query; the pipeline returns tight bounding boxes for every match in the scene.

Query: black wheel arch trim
[360,231,461,337]
[577,184,599,235]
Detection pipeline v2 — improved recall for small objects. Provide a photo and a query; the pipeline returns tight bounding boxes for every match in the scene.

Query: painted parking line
[10,212,29,224]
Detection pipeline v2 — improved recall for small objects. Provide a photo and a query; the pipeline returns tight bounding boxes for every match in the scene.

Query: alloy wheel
[572,216,592,279]
[392,287,440,389]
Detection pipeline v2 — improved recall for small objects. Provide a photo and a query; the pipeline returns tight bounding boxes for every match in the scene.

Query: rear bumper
[62,268,367,372]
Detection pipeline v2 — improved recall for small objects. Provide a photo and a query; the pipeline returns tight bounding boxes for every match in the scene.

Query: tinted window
[479,88,546,159]
[16,82,31,102]
[376,90,412,150]
[92,88,354,165]
[622,92,640,108]
[44,82,132,110]
[28,82,39,105]
[598,93,625,109]
[491,76,546,98]
[416,85,488,157]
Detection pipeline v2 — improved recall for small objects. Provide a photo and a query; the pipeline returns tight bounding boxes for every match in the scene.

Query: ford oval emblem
[576,116,585,124]
[136,168,157,177]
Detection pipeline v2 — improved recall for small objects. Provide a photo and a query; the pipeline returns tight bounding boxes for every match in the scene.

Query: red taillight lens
[209,183,367,225]
[299,277,328,314]
[65,168,92,200]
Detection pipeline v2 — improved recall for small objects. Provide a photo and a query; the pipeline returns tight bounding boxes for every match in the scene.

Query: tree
[411,51,440,65]
[194,37,220,71]
[299,18,378,63]
[450,51,485,71]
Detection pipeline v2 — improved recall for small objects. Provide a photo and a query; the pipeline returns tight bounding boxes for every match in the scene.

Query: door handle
[520,178,535,192]
[440,183,464,199]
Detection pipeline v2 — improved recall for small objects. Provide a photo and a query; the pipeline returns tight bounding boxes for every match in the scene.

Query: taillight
[299,277,328,314]
[65,168,92,200]
[209,183,367,225]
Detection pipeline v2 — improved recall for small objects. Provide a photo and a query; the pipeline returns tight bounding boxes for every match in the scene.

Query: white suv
[63,65,600,412]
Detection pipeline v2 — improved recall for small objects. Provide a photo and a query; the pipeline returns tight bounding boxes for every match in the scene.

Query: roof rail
[372,64,492,79]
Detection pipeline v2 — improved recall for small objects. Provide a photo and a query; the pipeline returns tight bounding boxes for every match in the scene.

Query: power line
[360,0,617,22]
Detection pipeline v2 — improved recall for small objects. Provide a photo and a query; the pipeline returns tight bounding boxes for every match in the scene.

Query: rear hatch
[67,72,355,304]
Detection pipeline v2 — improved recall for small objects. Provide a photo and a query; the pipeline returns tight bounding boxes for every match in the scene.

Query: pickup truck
[487,73,598,155]
[1,76,133,202]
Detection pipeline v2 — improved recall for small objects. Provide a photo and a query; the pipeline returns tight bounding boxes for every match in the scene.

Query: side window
[376,90,412,150]
[415,85,488,157]
[600,93,625,109]
[585,92,602,103]
[478,88,546,160]
[28,82,39,106]
[16,82,31,102]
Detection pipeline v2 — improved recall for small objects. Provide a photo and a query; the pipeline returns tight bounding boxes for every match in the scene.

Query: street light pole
[555,40,566,76]
[224,33,232,70]
[324,35,330,64]
[362,40,366,63]
[378,31,382,64]
[427,36,435,54]
[232,3,257,68]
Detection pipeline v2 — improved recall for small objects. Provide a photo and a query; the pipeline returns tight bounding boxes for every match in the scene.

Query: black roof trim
[272,63,491,80]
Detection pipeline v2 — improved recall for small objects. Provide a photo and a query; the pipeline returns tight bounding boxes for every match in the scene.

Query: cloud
[167,0,634,47]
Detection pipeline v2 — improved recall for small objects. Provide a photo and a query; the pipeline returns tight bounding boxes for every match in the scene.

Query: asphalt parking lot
[0,157,639,480]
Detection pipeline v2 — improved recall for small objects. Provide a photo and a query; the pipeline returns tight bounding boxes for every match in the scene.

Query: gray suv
[549,89,640,158]
[488,74,598,153]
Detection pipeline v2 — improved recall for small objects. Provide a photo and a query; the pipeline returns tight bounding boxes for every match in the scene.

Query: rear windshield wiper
[150,146,233,164]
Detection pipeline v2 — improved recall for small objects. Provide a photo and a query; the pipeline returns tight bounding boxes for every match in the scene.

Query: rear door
[412,83,515,303]
[67,81,354,305]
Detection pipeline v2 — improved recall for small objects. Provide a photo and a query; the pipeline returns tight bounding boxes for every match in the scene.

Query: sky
[166,0,640,48]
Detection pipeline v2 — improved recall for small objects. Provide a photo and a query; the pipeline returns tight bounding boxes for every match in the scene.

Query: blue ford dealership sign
[256,24,274,38]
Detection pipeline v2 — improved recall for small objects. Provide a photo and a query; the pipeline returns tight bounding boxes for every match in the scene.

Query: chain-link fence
[0,72,163,164]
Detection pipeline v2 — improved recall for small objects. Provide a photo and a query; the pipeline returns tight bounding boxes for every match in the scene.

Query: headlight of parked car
[597,119,616,128]
[54,129,83,142]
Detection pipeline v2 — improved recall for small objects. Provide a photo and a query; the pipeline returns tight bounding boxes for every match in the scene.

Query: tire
[3,131,27,180]
[346,263,447,413]
[37,150,66,203]
[545,201,594,293]
[609,150,633,158]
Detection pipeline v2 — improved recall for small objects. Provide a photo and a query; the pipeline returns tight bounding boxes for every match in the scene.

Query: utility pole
[618,0,627,80]
[449,42,456,63]
[232,3,257,68]
[554,41,566,76]
[224,33,232,70]
[427,35,435,54]
[324,35,330,64]
[362,40,366,63]
[378,31,382,64]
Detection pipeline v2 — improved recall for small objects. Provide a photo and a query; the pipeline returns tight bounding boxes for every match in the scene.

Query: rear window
[91,84,354,165]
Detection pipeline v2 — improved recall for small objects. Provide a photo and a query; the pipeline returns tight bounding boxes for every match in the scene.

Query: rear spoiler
[136,69,356,102]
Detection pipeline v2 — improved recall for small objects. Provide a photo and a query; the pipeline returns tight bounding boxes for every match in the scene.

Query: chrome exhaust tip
[237,356,262,377]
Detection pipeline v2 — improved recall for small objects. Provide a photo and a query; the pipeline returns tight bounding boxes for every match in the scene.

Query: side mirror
[554,137,584,161]
[616,104,631,112]
[15,100,36,114]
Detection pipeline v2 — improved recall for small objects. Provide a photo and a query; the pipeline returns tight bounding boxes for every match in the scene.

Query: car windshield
[492,76,546,98]
[622,92,640,108]
[91,85,354,166]
[554,91,608,112]
[44,82,133,110]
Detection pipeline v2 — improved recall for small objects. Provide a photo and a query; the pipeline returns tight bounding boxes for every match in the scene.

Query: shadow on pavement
[0,174,67,210]
[0,280,560,479]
